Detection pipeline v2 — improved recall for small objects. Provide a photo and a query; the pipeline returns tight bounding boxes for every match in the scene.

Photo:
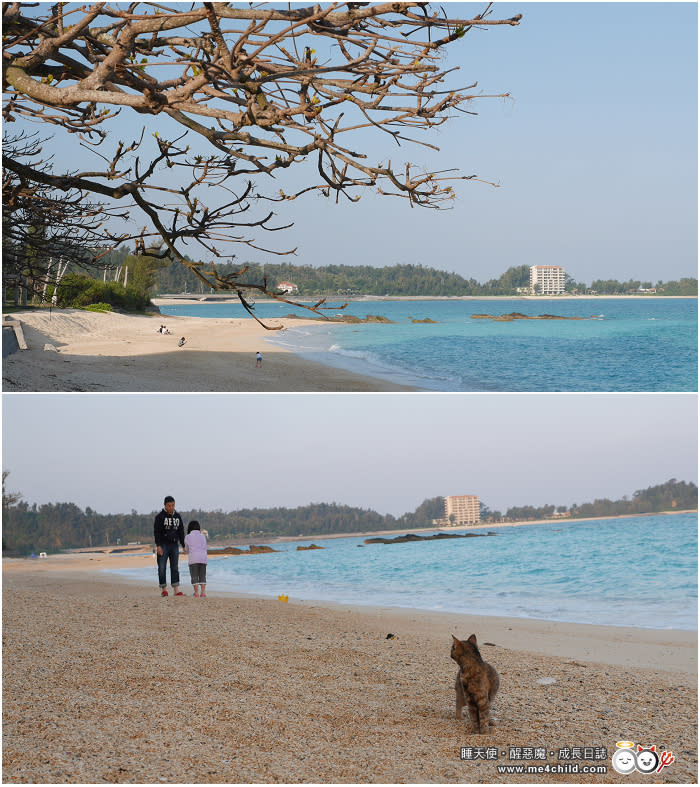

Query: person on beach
[178,336,186,347]
[184,520,208,598]
[154,496,185,597]
[256,351,263,368]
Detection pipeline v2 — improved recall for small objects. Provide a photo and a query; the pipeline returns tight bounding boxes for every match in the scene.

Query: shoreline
[4,296,694,392]
[5,507,693,558]
[152,294,697,305]
[2,565,697,783]
[3,561,696,674]
[265,507,697,542]
[2,307,418,392]
[4,509,697,662]
[81,569,700,663]
[11,506,693,550]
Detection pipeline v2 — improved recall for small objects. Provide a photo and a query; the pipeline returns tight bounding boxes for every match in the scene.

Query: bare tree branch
[2,130,137,298]
[2,2,520,318]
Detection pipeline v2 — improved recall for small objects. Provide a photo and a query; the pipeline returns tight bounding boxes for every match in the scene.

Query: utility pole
[42,258,53,304]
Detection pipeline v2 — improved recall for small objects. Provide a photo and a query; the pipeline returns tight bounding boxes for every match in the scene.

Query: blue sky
[12,2,697,285]
[3,393,696,516]
[292,2,697,285]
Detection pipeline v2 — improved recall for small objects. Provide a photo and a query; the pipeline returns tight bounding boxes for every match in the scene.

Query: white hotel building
[433,495,481,527]
[529,265,566,295]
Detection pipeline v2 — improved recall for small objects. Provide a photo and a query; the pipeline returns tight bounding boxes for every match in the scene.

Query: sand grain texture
[2,567,697,784]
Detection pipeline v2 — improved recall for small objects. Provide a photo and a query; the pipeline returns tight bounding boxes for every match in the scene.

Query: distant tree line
[7,238,697,307]
[589,278,697,296]
[1,477,696,556]
[150,259,534,297]
[501,479,697,522]
[0,487,447,555]
[147,257,699,298]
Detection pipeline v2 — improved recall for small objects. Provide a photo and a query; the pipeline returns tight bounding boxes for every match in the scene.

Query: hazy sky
[3,393,696,516]
[14,2,697,284]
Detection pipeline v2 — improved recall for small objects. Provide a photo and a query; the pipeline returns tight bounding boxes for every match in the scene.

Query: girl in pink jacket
[184,521,208,597]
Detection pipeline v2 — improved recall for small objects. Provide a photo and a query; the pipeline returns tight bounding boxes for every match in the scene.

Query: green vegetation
[57,247,168,310]
[0,497,444,555]
[504,479,697,522]
[14,240,697,307]
[590,278,698,296]
[56,273,152,311]
[658,278,699,296]
[148,259,533,297]
[144,257,697,297]
[5,247,168,311]
[1,479,695,556]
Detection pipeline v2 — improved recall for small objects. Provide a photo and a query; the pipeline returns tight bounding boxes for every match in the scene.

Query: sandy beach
[2,308,416,392]
[3,556,696,784]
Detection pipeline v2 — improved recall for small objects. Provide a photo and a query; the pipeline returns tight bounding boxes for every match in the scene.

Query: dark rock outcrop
[471,312,592,322]
[208,544,278,556]
[364,531,495,545]
[282,313,394,324]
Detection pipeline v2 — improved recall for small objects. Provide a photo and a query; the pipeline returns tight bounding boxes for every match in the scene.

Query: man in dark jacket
[154,495,185,596]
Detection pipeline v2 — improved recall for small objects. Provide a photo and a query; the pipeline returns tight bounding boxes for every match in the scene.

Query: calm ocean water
[159,298,697,391]
[113,513,697,630]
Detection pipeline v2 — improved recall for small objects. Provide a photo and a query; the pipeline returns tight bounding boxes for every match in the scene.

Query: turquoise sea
[113,513,697,630]
[159,298,697,391]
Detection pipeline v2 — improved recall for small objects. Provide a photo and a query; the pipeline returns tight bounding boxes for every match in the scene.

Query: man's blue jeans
[157,542,180,588]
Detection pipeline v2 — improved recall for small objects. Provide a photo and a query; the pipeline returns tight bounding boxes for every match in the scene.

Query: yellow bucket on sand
[278,594,289,603]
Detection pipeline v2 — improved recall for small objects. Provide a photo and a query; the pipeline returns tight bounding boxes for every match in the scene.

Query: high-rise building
[438,495,481,526]
[530,265,566,295]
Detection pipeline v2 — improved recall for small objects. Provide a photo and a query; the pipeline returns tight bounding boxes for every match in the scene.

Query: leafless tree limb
[3,2,520,323]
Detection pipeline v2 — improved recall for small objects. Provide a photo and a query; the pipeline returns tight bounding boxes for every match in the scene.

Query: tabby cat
[450,634,500,733]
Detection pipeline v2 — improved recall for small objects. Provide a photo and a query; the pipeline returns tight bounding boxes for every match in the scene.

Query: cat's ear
[467,634,478,645]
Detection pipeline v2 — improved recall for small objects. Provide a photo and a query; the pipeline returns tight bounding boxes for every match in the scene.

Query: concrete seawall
[2,317,27,357]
